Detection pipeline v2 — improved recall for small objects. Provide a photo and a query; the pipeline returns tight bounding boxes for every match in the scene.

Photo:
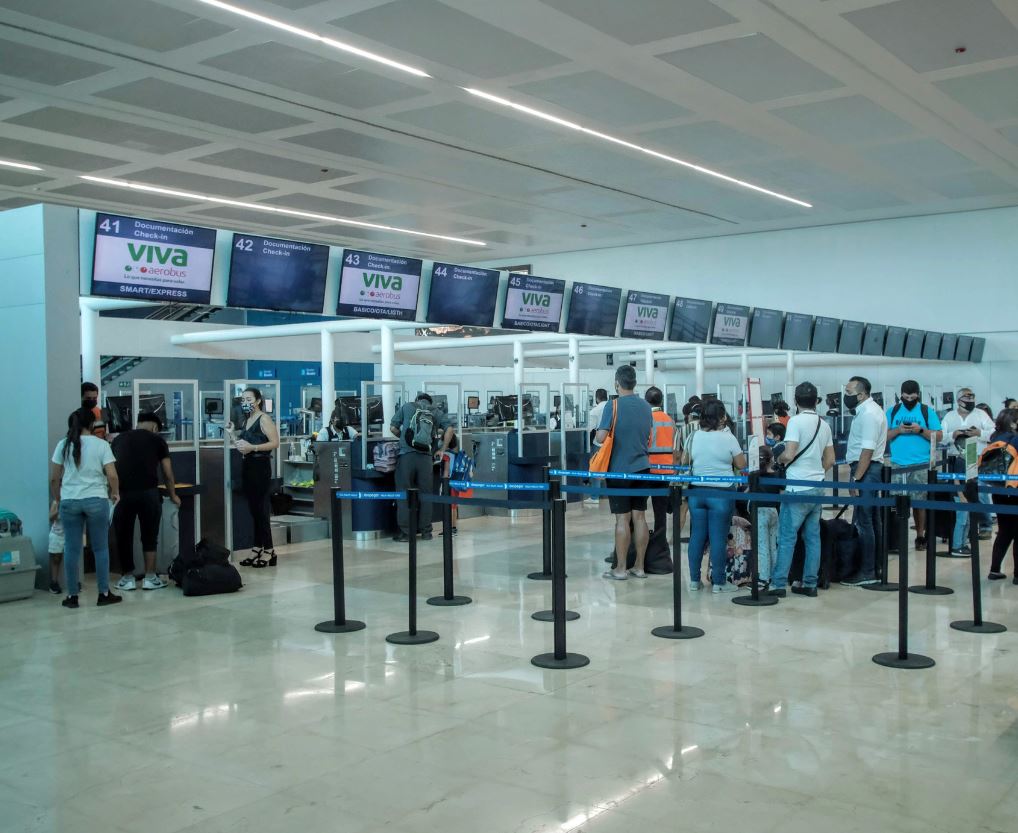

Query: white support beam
[695,345,705,397]
[320,330,335,420]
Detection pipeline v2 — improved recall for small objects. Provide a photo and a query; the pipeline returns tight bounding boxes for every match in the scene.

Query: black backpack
[168,539,242,597]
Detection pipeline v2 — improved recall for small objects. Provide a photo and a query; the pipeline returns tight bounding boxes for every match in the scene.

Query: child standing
[753,446,782,588]
[47,500,64,594]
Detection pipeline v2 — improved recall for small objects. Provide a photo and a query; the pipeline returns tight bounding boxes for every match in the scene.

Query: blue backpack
[450,450,474,482]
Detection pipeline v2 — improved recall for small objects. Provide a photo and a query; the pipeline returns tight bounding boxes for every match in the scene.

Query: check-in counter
[470,428,554,517]
[199,443,283,551]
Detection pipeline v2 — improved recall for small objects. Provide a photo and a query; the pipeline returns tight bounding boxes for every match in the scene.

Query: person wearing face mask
[987,408,1018,581]
[840,376,886,586]
[765,422,786,459]
[316,406,358,442]
[942,387,995,539]
[886,380,942,550]
[81,382,107,440]
[225,387,280,567]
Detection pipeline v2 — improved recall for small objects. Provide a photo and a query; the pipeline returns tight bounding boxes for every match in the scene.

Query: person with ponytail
[49,407,121,608]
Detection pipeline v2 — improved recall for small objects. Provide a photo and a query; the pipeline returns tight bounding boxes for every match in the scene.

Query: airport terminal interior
[2,1,1018,831]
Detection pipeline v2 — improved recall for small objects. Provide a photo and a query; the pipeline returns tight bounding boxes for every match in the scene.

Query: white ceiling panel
[842,0,1018,73]
[190,206,310,227]
[337,177,472,206]
[657,34,843,103]
[935,67,1018,123]
[0,38,111,85]
[920,170,1018,200]
[283,125,444,169]
[387,101,564,149]
[128,167,269,198]
[0,136,124,171]
[6,108,209,155]
[0,168,51,188]
[192,149,350,184]
[332,0,568,78]
[1000,125,1018,147]
[606,209,720,233]
[51,182,199,210]
[861,138,978,177]
[262,194,378,218]
[368,213,484,235]
[538,0,737,45]
[635,121,781,165]
[772,95,915,144]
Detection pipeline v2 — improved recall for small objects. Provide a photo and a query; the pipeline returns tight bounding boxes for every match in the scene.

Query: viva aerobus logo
[637,306,659,319]
[359,272,403,297]
[522,292,551,307]
[723,316,741,327]
[123,243,188,273]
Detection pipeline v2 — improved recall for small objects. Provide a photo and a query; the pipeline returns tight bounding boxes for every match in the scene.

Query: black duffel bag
[169,538,242,596]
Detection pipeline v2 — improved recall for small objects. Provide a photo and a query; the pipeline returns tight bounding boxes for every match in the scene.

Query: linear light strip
[464,88,812,208]
[0,159,44,171]
[195,0,430,78]
[79,176,486,247]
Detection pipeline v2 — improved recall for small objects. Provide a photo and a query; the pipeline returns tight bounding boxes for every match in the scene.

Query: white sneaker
[712,584,737,594]
[115,575,136,591]
[142,575,168,591]
[689,581,702,591]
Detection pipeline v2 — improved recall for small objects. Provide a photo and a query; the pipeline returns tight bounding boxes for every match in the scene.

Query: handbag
[589,401,617,473]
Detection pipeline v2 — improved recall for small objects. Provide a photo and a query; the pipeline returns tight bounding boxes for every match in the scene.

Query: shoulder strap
[890,402,901,422]
[789,416,822,467]
[921,404,930,426]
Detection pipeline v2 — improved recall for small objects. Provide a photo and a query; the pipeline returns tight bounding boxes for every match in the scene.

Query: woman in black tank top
[226,387,280,567]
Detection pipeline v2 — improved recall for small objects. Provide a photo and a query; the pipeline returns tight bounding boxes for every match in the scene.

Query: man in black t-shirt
[112,412,180,591]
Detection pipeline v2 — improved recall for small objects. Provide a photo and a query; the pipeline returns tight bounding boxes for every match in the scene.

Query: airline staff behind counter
[646,386,679,553]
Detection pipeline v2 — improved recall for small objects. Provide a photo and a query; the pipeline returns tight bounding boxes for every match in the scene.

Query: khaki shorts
[891,467,929,500]
[48,520,65,554]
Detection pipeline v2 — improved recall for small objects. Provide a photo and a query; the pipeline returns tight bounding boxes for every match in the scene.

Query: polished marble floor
[2,502,1017,833]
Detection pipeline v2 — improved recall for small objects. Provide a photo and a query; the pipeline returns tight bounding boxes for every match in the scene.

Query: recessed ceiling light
[195,0,431,78]
[78,175,486,247]
[0,159,43,172]
[463,88,812,208]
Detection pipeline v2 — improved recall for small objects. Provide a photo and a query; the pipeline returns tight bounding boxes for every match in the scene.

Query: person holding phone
[942,387,995,539]
[886,380,942,550]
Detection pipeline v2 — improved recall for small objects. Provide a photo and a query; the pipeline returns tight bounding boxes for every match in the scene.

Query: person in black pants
[226,387,280,567]
[112,411,179,591]
[389,393,453,542]
[987,408,1018,582]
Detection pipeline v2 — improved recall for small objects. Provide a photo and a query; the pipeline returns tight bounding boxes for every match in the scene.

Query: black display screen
[227,233,329,313]
[862,324,887,356]
[884,326,907,357]
[669,297,712,343]
[710,303,750,347]
[838,320,865,354]
[922,332,942,360]
[565,281,622,336]
[427,262,499,327]
[955,335,973,362]
[747,307,783,349]
[904,329,925,358]
[781,313,812,351]
[939,334,958,362]
[811,317,840,353]
[970,337,986,363]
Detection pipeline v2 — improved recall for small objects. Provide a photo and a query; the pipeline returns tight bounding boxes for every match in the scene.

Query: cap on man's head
[901,380,920,396]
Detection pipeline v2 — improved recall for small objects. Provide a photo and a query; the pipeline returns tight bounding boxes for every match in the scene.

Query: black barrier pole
[387,489,439,645]
[315,493,366,634]
[528,466,554,581]
[533,475,577,620]
[951,511,1006,634]
[910,469,952,596]
[864,465,898,592]
[873,495,934,669]
[532,498,589,669]
[428,478,471,607]
[734,472,778,607]
[653,484,706,638]
[832,461,840,501]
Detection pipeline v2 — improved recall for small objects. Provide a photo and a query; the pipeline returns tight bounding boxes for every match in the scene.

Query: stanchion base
[651,624,705,640]
[531,652,590,669]
[427,595,472,606]
[908,585,954,596]
[950,619,1007,634]
[532,609,580,621]
[862,582,899,592]
[314,619,366,634]
[386,630,440,645]
[872,651,935,669]
[732,594,779,606]
[527,572,553,581]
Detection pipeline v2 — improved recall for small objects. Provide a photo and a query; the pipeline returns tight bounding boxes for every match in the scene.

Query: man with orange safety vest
[646,386,680,555]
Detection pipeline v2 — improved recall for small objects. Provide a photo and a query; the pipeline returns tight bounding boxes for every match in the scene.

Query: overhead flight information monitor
[620,290,669,340]
[427,262,499,327]
[838,320,865,354]
[502,273,565,332]
[904,329,925,358]
[862,324,887,356]
[669,297,712,343]
[747,307,783,349]
[337,249,422,321]
[884,326,907,357]
[227,234,329,313]
[955,335,973,362]
[970,337,986,363]
[811,317,840,353]
[781,313,812,351]
[91,212,216,303]
[710,303,750,347]
[922,332,942,360]
[939,333,958,362]
[565,281,621,337]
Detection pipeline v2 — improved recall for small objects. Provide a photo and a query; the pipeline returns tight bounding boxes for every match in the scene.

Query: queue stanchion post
[864,465,898,592]
[428,478,471,607]
[532,498,589,669]
[873,495,935,669]
[528,466,554,581]
[653,483,706,638]
[387,489,439,645]
[315,492,366,634]
[910,468,952,596]
[533,476,578,621]
[951,501,1006,634]
[734,472,778,607]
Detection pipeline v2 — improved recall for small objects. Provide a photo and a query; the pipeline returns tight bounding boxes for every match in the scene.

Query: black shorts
[607,470,650,515]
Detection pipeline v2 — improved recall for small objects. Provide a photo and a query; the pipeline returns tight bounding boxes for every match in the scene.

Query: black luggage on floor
[789,520,839,589]
[169,538,242,596]
[608,524,673,574]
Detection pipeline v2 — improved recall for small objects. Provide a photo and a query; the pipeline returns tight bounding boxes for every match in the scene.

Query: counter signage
[91,212,216,303]
[427,262,499,327]
[781,312,813,351]
[227,233,329,313]
[502,273,565,332]
[669,297,712,343]
[565,281,622,337]
[620,290,668,340]
[337,249,422,321]
[747,307,783,349]
[710,303,750,346]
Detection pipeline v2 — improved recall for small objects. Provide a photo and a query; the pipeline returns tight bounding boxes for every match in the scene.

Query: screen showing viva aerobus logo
[621,290,669,340]
[91,213,216,303]
[502,273,565,332]
[337,249,422,321]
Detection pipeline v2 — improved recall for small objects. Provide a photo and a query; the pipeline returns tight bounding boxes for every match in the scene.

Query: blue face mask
[765,437,776,447]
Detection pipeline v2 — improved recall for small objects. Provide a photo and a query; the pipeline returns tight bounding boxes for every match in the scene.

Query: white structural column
[786,351,795,387]
[741,352,749,382]
[568,336,579,384]
[695,345,705,397]
[380,324,395,417]
[513,340,524,388]
[320,329,335,417]
[645,348,655,385]
[80,301,101,388]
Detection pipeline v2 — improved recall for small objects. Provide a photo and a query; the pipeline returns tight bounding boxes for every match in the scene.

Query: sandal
[250,550,277,568]
[239,548,263,567]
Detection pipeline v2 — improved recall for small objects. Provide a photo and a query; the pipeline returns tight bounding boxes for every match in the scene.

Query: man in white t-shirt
[768,382,835,598]
[941,387,996,537]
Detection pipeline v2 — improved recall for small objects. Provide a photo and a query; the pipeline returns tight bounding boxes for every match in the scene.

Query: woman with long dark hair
[49,407,121,608]
[987,408,1018,581]
[226,387,280,567]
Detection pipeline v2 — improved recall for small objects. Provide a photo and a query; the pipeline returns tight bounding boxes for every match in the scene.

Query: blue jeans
[953,508,969,550]
[773,487,824,589]
[60,497,111,594]
[851,462,882,578]
[687,487,735,586]
[977,489,993,532]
